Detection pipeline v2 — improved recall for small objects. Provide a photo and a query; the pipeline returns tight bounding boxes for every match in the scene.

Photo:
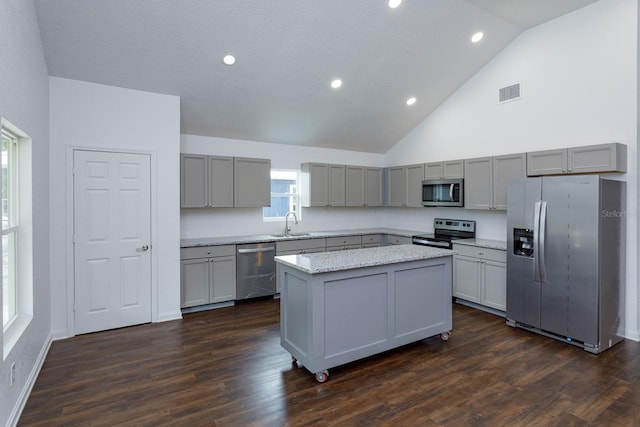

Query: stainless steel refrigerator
[506,175,625,354]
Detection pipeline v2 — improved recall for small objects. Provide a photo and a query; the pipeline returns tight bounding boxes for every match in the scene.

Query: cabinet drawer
[361,234,382,245]
[326,244,361,251]
[181,244,235,260]
[453,244,506,263]
[385,235,412,245]
[326,235,362,247]
[276,238,326,254]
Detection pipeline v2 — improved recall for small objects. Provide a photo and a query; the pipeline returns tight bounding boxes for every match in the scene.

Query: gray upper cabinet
[345,166,364,206]
[424,160,464,179]
[527,143,626,176]
[233,157,271,207]
[465,153,525,210]
[364,167,383,206]
[492,153,526,210]
[328,164,347,206]
[385,166,406,207]
[385,164,424,207]
[301,163,345,207]
[181,154,268,208]
[346,166,383,207]
[464,157,493,210]
[181,154,233,208]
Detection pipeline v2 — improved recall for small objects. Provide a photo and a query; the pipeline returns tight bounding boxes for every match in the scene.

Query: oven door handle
[412,238,450,248]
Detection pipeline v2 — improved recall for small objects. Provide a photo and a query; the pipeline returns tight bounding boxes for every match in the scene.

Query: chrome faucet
[284,211,298,236]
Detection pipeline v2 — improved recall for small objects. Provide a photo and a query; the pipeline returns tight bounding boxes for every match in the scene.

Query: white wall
[0,1,51,425]
[180,134,386,238]
[49,77,182,340]
[385,0,639,339]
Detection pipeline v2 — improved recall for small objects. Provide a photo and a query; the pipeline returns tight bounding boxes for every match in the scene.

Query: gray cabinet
[453,244,506,312]
[527,143,626,176]
[424,160,464,179]
[364,167,383,206]
[181,154,234,208]
[345,166,364,206]
[326,235,362,251]
[342,166,383,207]
[384,234,412,245]
[180,245,236,308]
[234,157,271,207]
[301,163,346,207]
[385,164,424,207]
[181,154,270,208]
[276,238,326,255]
[464,154,525,210]
[464,157,493,210]
[362,234,382,248]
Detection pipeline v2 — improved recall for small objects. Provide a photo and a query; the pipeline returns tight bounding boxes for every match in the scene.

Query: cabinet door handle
[137,245,150,252]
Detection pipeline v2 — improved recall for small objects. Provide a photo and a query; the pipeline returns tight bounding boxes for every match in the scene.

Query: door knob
[137,245,150,251]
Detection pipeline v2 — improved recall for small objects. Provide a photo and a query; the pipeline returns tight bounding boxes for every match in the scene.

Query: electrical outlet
[10,362,15,386]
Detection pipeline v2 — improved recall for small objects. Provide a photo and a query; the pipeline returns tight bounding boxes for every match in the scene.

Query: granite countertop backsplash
[181,228,424,248]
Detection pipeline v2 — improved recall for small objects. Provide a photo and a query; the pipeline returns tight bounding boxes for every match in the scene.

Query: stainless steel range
[412,218,476,249]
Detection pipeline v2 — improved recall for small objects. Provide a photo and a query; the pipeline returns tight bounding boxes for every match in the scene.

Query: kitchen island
[276,244,454,382]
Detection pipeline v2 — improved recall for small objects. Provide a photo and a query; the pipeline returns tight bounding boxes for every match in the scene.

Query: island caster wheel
[314,370,329,383]
[440,331,451,341]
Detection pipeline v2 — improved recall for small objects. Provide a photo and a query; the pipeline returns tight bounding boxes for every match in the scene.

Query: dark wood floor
[19,300,640,426]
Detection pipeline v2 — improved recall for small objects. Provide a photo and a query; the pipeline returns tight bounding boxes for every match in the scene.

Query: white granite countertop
[275,244,454,274]
[453,238,506,251]
[181,228,424,248]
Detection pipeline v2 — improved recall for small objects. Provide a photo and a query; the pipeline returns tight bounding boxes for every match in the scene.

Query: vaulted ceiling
[35,0,599,153]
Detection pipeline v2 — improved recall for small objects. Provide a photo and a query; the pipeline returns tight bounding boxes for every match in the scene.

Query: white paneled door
[73,150,151,334]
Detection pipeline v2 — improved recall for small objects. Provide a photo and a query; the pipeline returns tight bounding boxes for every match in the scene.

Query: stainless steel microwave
[422,179,464,207]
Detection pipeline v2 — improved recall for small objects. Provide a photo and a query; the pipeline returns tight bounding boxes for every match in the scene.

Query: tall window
[2,127,18,329]
[263,170,300,220]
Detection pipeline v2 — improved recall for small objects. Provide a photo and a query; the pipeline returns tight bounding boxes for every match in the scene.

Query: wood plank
[19,300,640,426]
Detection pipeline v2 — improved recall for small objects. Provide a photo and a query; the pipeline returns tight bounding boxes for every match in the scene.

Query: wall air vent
[499,83,521,103]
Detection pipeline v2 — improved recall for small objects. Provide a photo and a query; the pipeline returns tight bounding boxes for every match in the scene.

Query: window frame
[2,127,19,331]
[263,169,301,222]
[1,117,33,360]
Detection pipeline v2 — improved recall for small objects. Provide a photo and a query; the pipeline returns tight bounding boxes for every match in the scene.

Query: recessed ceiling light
[471,32,484,43]
[223,54,236,65]
[388,0,402,8]
[406,97,416,106]
[331,79,343,89]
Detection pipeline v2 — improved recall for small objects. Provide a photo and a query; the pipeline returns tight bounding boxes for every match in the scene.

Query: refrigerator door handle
[533,201,542,282]
[539,201,547,283]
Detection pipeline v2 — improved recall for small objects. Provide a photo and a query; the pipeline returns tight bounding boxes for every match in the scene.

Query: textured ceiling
[34,0,599,153]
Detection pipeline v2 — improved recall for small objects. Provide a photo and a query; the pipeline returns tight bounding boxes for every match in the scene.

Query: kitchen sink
[270,232,311,238]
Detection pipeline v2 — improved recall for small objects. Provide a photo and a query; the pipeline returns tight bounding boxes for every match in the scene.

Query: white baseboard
[7,333,52,427]
[155,310,182,322]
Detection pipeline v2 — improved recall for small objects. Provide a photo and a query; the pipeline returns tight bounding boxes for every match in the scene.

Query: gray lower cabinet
[180,154,234,208]
[361,234,382,248]
[301,163,346,207]
[384,234,412,245]
[180,245,236,308]
[276,238,327,293]
[464,153,526,210]
[385,164,424,207]
[527,143,626,176]
[424,160,464,179]
[453,244,506,311]
[233,157,271,207]
[326,235,362,251]
[279,255,452,380]
[276,238,327,255]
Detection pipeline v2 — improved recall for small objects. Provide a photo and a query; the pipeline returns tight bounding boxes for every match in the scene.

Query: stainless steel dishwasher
[236,242,276,299]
